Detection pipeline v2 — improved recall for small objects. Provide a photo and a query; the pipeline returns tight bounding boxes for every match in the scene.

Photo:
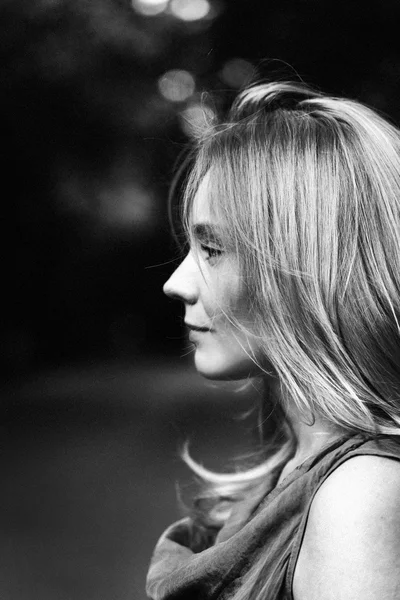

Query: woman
[146,81,400,600]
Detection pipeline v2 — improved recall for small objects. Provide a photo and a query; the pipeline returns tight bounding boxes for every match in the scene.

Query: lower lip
[188,329,210,341]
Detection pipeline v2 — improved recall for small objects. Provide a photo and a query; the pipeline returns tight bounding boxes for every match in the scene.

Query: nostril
[165,290,180,301]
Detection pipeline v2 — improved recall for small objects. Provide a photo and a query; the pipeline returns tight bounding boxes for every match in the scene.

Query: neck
[284,398,344,461]
[266,377,344,461]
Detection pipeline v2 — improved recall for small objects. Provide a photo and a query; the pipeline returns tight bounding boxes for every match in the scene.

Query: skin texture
[163,173,265,380]
[293,455,400,600]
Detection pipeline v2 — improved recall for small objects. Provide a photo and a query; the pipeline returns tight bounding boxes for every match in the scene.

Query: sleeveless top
[146,435,400,600]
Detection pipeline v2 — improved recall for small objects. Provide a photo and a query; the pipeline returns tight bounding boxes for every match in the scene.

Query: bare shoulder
[293,454,400,600]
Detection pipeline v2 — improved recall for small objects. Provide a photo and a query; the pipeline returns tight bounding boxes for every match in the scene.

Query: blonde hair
[176,81,400,590]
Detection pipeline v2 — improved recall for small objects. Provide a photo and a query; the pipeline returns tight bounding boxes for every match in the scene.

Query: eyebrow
[191,223,225,242]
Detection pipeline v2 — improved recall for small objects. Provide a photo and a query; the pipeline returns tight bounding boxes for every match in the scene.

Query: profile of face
[163,172,264,380]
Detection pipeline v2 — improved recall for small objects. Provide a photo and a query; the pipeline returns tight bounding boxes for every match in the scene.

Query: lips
[185,322,212,332]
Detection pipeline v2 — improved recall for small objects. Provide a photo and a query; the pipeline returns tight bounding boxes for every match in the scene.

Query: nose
[163,252,198,305]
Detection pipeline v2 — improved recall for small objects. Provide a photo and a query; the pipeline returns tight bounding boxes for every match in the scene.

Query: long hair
[176,81,400,591]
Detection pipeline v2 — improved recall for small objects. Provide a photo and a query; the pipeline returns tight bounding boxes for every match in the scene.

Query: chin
[194,351,259,381]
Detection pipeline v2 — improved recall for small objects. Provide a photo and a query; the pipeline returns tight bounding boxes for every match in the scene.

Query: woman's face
[163,173,264,380]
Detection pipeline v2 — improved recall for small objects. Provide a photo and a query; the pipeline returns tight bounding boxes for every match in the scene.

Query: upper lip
[185,322,212,332]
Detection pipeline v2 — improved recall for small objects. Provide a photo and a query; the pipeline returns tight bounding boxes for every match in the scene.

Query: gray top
[146,435,400,600]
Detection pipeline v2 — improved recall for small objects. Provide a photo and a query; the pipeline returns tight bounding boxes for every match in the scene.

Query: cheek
[222,280,252,327]
[210,269,247,315]
[201,258,251,326]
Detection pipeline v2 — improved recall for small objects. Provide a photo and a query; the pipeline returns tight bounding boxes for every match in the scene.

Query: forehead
[191,171,213,223]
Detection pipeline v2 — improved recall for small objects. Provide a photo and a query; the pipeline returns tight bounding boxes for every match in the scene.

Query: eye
[200,244,223,262]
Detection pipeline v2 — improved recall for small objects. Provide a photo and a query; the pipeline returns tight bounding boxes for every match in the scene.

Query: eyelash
[200,244,223,261]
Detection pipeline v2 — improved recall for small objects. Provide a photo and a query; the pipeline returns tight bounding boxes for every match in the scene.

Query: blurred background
[1,0,400,597]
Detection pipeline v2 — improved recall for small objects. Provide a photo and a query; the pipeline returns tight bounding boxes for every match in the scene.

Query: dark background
[1,0,400,597]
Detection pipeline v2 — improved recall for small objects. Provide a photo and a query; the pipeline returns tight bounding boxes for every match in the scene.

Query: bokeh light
[169,0,211,22]
[158,69,196,102]
[99,182,156,232]
[131,0,169,17]
[220,58,255,88]
[179,101,216,138]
